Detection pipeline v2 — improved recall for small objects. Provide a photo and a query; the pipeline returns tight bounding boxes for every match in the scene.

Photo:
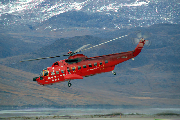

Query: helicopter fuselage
[34,39,146,86]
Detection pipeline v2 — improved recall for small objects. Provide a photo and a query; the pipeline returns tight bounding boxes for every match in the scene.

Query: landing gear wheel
[68,81,72,87]
[112,71,116,75]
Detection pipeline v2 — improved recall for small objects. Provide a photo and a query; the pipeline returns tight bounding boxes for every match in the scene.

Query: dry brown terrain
[0,64,180,108]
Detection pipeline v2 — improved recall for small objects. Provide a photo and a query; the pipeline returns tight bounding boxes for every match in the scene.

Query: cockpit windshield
[40,71,43,76]
[39,69,48,76]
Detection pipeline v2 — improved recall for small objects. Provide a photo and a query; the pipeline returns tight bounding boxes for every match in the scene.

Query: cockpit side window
[40,71,43,76]
[41,70,48,76]
[44,71,48,76]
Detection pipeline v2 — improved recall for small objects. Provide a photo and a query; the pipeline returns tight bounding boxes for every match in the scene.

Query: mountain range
[0,23,180,110]
[1,0,179,26]
[0,0,180,114]
[1,0,179,43]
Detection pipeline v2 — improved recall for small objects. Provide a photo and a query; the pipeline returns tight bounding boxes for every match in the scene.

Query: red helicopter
[20,34,149,87]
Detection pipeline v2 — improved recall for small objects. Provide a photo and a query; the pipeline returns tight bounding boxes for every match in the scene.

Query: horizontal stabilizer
[64,74,83,80]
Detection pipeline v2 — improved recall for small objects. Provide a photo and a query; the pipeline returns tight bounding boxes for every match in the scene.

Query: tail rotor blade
[143,34,151,39]
[145,40,151,47]
[132,38,140,45]
[135,38,140,44]
[137,32,142,38]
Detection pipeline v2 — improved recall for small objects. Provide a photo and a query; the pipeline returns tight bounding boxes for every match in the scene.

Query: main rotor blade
[20,56,60,62]
[20,34,130,62]
[81,34,129,52]
[63,54,70,56]
[74,44,91,53]
[61,34,129,57]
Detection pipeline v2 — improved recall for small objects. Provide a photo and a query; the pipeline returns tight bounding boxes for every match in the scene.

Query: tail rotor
[132,31,151,46]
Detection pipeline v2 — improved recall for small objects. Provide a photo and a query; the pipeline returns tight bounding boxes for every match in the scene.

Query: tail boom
[133,38,147,57]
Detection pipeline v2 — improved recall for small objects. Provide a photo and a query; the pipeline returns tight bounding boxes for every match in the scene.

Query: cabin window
[61,70,64,73]
[105,60,108,64]
[51,72,55,75]
[94,62,97,66]
[78,66,81,70]
[72,67,75,71]
[56,71,59,74]
[89,64,92,67]
[83,65,86,68]
[100,62,102,65]
[67,67,70,72]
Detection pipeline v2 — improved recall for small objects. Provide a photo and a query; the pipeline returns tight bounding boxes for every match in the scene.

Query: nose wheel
[68,81,72,87]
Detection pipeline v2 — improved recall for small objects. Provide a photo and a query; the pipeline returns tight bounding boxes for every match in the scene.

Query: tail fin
[133,38,147,57]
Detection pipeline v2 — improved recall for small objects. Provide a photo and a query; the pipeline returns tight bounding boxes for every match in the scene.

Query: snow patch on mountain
[1,0,150,22]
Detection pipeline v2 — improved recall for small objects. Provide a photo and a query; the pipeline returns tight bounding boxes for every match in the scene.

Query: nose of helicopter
[33,77,39,81]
